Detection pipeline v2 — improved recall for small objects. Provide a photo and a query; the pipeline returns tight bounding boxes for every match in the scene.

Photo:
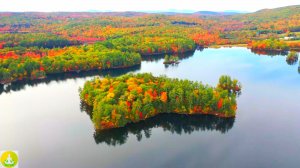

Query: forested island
[163,55,179,64]
[79,73,241,130]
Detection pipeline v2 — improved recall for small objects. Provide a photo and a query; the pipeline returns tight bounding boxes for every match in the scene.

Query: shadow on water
[80,102,235,146]
[93,113,235,146]
[0,65,141,95]
[251,49,300,71]
[286,57,299,66]
[250,49,288,56]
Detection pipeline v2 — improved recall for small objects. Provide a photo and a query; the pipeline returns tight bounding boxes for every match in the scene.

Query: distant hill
[1,5,299,19]
[231,5,300,21]
[85,9,246,16]
[194,11,244,16]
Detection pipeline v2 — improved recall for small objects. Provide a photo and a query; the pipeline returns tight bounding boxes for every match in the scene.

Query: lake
[1,47,300,168]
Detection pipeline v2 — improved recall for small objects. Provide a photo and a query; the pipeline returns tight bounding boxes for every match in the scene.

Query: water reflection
[250,49,288,56]
[92,113,235,146]
[251,49,300,73]
[286,56,298,65]
[196,46,205,51]
[164,63,179,68]
[0,65,140,95]
[81,102,235,146]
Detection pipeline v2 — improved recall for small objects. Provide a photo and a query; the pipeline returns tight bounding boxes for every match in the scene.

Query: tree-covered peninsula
[0,42,141,84]
[80,73,241,130]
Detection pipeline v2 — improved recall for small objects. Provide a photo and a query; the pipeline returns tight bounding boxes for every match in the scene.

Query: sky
[0,0,299,12]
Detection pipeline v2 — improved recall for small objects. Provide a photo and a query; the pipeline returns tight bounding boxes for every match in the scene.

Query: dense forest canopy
[80,73,241,130]
[0,5,300,83]
[0,5,300,48]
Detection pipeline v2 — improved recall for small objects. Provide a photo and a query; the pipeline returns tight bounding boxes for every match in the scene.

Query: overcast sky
[0,0,299,12]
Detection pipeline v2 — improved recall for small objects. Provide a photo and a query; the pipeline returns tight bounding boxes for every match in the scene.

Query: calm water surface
[1,47,300,168]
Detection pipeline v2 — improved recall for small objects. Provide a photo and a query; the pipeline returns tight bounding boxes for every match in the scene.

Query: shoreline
[208,44,248,48]
[0,49,196,85]
[140,48,196,56]
[0,63,141,85]
[2,45,296,85]
[95,111,235,131]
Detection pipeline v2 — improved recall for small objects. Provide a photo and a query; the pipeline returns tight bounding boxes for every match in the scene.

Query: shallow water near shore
[1,47,300,168]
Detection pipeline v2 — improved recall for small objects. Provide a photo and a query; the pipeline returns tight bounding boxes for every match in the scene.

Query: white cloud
[0,0,299,12]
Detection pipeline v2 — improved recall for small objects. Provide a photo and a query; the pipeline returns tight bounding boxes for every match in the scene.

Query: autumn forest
[2,2,300,167]
[1,5,300,83]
